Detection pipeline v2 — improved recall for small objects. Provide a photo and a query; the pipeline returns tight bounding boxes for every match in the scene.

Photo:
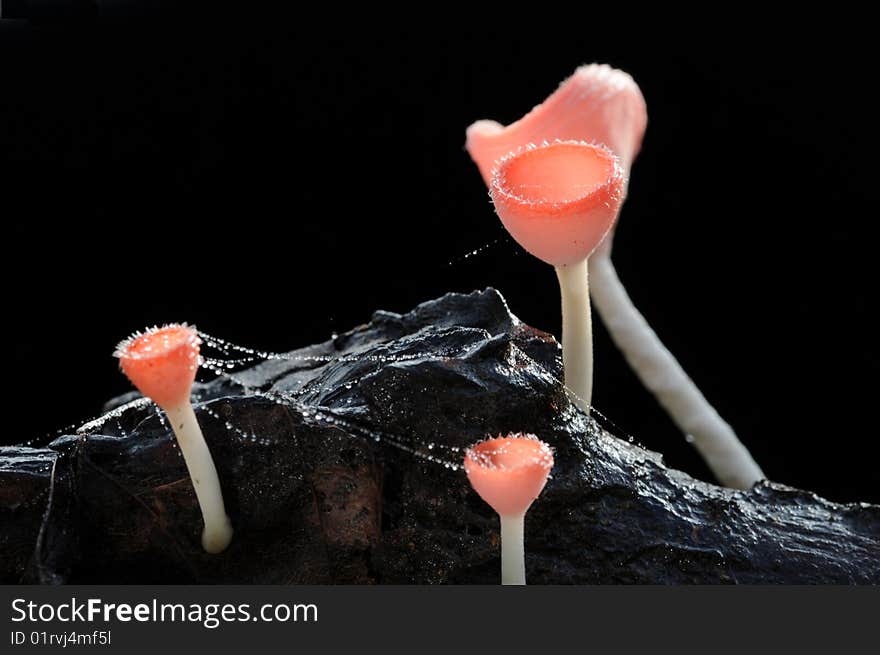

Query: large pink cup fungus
[467,64,764,489]
[467,63,646,184]
[491,140,625,412]
[464,434,554,585]
[115,324,234,553]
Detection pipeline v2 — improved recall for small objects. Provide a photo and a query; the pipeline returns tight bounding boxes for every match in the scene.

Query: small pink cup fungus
[464,434,554,585]
[491,141,625,412]
[115,324,233,554]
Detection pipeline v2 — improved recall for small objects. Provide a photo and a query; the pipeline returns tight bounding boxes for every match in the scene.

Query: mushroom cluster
[466,64,764,489]
[106,63,763,582]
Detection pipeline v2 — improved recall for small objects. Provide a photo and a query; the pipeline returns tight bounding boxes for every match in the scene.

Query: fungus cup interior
[500,143,615,205]
[464,436,554,517]
[491,142,624,266]
[466,64,648,184]
[116,324,201,409]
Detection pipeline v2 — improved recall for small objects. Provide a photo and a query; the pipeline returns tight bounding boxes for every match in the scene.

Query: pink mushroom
[115,324,233,553]
[490,140,625,412]
[467,64,646,184]
[466,64,764,489]
[465,434,554,585]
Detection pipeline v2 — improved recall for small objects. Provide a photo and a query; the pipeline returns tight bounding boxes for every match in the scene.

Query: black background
[1,7,877,503]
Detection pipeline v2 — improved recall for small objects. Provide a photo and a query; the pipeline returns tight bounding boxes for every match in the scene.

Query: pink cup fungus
[491,140,625,412]
[464,434,554,585]
[490,141,624,268]
[115,324,234,554]
[467,64,764,489]
[467,63,647,185]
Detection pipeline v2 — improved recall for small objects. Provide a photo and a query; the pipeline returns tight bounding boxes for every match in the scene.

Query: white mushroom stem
[500,512,526,585]
[165,402,234,553]
[555,258,593,414]
[588,252,765,489]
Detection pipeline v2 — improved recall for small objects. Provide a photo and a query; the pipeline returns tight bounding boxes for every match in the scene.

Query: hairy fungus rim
[464,433,555,472]
[490,140,624,218]
[114,323,201,361]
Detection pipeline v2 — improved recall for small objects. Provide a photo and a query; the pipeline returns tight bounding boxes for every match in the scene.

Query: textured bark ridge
[1,289,877,583]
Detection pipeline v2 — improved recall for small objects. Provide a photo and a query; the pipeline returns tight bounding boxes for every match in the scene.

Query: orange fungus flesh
[116,324,201,409]
[464,435,554,517]
[490,141,624,266]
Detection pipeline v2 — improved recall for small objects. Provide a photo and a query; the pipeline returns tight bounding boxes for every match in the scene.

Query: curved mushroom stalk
[466,64,765,489]
[164,402,235,553]
[115,324,234,553]
[588,258,765,488]
[464,434,554,585]
[490,141,625,412]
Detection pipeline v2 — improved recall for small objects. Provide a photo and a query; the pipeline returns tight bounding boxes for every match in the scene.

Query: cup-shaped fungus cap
[464,434,554,517]
[466,64,647,183]
[490,141,625,266]
[115,324,201,410]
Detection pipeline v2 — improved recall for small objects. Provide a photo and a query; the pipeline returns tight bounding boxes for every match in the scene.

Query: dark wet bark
[2,289,877,583]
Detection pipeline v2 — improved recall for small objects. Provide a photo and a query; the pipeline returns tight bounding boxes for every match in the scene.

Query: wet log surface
[1,289,878,583]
